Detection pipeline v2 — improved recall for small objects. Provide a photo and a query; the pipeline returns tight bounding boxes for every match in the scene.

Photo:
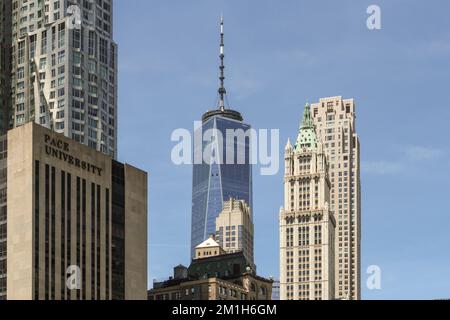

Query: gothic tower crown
[295,103,318,152]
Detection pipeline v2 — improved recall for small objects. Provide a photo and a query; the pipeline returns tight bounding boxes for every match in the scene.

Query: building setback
[280,103,335,300]
[4,122,147,300]
[311,97,361,300]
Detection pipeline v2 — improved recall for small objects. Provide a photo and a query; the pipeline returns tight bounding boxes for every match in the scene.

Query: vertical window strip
[96,184,101,300]
[44,164,49,300]
[51,167,56,299]
[105,188,110,299]
[66,173,72,300]
[91,183,95,299]
[76,177,81,300]
[82,179,86,299]
[60,171,65,300]
[34,161,40,300]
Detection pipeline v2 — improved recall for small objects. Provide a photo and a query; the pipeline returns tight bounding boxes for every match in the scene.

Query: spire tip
[218,16,226,110]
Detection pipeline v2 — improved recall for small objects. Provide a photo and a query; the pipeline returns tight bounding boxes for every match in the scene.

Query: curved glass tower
[190,18,252,258]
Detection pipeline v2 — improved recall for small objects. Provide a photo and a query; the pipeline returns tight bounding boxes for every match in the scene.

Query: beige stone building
[215,198,254,270]
[280,103,335,300]
[4,122,147,300]
[148,272,272,301]
[194,235,225,260]
[310,96,361,300]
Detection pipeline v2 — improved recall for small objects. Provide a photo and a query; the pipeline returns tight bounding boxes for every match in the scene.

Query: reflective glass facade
[191,113,252,258]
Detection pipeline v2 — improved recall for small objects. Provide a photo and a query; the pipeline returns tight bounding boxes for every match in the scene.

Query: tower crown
[295,103,318,152]
[202,16,244,123]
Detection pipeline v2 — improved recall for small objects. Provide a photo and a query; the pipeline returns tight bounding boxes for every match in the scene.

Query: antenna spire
[218,15,226,111]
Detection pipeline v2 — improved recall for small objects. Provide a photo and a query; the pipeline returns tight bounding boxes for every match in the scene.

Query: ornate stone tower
[280,103,336,300]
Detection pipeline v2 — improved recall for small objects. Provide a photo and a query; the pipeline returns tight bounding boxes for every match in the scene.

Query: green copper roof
[295,103,318,152]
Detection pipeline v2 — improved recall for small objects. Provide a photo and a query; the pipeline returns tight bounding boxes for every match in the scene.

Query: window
[16,114,25,125]
[73,52,82,65]
[17,92,25,103]
[18,41,25,64]
[58,23,65,48]
[17,67,25,79]
[39,58,47,69]
[57,50,65,64]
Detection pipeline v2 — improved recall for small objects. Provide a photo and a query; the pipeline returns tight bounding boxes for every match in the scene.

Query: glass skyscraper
[191,110,252,258]
[190,18,252,258]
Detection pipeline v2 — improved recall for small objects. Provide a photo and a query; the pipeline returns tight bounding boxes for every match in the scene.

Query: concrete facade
[5,122,147,300]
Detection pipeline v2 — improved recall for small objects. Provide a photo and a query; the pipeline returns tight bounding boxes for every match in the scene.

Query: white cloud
[363,145,445,176]
[362,161,404,175]
[404,146,444,161]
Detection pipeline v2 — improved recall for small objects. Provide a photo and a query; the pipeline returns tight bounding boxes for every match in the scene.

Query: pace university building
[1,122,147,300]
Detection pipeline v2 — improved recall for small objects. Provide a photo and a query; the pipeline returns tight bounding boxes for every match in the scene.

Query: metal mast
[218,16,226,111]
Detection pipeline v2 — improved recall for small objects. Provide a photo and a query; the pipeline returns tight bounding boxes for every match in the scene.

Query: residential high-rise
[280,103,335,300]
[0,0,12,133]
[4,122,147,300]
[311,96,361,300]
[9,0,118,158]
[191,18,252,258]
[215,198,254,270]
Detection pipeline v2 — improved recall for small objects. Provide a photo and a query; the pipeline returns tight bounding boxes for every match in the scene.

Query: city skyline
[121,1,450,300]
[1,0,449,300]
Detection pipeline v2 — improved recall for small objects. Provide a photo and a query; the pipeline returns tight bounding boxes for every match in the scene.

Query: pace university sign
[44,134,103,176]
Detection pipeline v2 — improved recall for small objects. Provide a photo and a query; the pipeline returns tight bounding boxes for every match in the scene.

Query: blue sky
[113,0,450,300]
